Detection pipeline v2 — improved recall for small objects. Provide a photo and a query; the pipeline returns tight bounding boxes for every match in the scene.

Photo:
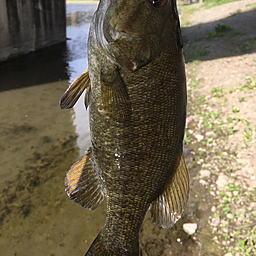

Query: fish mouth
[94,0,146,71]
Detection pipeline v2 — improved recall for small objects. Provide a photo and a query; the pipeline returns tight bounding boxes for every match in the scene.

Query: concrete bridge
[0,0,66,62]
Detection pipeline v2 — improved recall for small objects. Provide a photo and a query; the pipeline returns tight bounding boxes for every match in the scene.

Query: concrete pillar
[0,0,66,62]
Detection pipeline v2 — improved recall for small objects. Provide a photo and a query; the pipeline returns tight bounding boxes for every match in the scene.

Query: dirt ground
[169,0,256,255]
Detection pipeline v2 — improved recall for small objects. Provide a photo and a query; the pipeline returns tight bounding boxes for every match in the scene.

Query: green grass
[187,45,210,60]
[240,37,256,52]
[242,120,252,148]
[235,227,256,256]
[211,86,224,98]
[240,76,256,91]
[206,24,233,39]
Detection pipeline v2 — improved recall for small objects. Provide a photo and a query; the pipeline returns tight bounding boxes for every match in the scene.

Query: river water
[0,4,105,256]
[0,3,218,256]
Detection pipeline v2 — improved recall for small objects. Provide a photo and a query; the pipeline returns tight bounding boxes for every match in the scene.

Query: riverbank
[177,0,256,255]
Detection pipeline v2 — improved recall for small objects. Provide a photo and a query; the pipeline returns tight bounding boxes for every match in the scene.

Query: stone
[226,191,232,197]
[205,131,214,137]
[199,170,211,178]
[211,217,220,227]
[216,174,229,188]
[224,253,233,256]
[227,213,233,219]
[211,206,216,212]
[195,134,204,142]
[199,179,207,185]
[233,191,239,196]
[183,223,197,235]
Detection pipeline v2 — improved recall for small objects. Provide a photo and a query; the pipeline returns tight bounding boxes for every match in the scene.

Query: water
[0,4,219,256]
[0,4,106,256]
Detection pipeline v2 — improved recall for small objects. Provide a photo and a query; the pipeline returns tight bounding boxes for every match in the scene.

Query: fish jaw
[93,0,148,71]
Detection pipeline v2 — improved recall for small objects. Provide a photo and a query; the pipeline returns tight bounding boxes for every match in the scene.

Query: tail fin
[85,231,140,256]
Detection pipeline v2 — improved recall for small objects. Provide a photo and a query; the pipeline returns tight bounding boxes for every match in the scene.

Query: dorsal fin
[65,148,104,210]
[150,153,189,229]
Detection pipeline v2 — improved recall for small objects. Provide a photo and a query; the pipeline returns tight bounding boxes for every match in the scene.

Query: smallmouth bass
[60,0,189,255]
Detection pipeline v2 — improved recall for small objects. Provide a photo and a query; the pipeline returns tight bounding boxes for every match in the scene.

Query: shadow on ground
[181,9,256,62]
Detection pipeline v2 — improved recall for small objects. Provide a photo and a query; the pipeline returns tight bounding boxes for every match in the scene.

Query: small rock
[188,129,193,134]
[238,217,243,222]
[224,253,233,256]
[210,191,215,196]
[216,174,229,188]
[233,191,239,196]
[211,217,220,227]
[222,228,228,233]
[183,223,197,235]
[221,220,228,226]
[205,131,214,137]
[226,192,232,197]
[227,213,233,219]
[199,170,211,178]
[195,134,204,142]
[199,179,207,185]
[211,206,216,212]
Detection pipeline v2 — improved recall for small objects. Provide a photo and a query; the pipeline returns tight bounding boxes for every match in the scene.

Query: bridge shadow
[181,9,256,62]
[0,42,69,92]
[0,7,255,92]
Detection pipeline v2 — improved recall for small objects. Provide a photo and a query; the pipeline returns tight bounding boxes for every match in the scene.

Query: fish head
[95,0,180,71]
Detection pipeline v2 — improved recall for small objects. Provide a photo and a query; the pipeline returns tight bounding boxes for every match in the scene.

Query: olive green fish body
[61,0,189,255]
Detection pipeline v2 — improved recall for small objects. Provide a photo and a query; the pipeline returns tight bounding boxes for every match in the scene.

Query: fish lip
[94,0,120,66]
[94,0,138,70]
[94,0,150,71]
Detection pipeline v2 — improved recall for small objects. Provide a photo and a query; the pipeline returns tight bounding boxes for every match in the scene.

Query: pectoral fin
[65,148,104,210]
[60,70,90,109]
[150,153,189,229]
[84,83,92,110]
[101,68,132,122]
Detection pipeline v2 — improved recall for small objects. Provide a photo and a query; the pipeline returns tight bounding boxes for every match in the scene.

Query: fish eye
[147,0,165,7]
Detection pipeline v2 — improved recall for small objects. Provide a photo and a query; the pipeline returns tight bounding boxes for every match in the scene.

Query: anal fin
[150,152,189,229]
[65,148,104,210]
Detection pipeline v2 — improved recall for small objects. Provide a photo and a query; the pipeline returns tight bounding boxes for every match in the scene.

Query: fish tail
[85,231,140,256]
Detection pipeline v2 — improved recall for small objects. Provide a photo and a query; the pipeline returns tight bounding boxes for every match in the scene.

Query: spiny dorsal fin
[65,148,104,210]
[150,152,189,229]
[60,69,90,109]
